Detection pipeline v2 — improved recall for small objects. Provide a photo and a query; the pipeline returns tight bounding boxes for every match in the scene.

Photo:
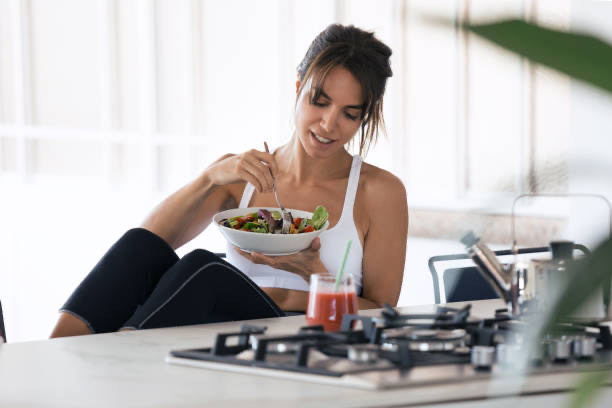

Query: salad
[219,206,328,234]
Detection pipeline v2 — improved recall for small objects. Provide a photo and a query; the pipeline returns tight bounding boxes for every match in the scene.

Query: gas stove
[166,304,612,390]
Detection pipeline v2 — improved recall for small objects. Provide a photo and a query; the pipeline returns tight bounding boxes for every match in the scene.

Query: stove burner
[168,303,612,382]
[409,329,439,340]
[249,336,299,354]
[436,329,467,340]
[347,344,380,364]
[453,346,471,355]
[381,328,467,352]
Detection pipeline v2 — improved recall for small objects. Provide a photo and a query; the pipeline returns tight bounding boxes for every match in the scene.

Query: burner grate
[411,351,470,366]
[168,303,612,380]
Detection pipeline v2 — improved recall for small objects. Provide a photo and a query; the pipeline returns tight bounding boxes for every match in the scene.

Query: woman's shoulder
[358,161,407,215]
[359,162,406,195]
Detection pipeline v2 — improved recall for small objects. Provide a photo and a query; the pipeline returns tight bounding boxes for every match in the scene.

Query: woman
[51,24,408,338]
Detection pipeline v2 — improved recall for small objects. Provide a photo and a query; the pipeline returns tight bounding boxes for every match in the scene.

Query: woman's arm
[140,171,228,250]
[359,170,408,308]
[142,150,279,249]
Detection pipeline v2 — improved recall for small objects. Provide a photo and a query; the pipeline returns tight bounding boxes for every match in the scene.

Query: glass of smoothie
[306,273,358,332]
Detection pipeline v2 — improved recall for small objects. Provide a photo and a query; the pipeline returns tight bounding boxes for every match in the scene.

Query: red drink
[306,274,358,332]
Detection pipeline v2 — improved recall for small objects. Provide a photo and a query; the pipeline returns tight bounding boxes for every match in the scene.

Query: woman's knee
[155,249,226,286]
[120,228,175,253]
[180,249,224,266]
[118,227,158,245]
[50,312,94,338]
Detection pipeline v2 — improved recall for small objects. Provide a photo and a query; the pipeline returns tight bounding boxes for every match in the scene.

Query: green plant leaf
[535,237,612,408]
[467,19,612,95]
[455,18,612,407]
[565,370,609,408]
[542,237,612,332]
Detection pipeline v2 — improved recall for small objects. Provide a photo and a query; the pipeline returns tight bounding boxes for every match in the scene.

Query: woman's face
[294,66,364,160]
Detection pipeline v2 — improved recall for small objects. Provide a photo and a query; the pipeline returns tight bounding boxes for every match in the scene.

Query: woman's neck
[276,135,353,185]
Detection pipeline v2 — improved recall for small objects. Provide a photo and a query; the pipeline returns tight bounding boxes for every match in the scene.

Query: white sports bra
[225,154,364,294]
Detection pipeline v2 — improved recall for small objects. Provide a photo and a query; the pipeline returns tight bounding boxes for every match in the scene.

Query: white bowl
[213,207,329,256]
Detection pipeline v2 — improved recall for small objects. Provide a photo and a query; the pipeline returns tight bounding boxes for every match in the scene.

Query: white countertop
[1,299,611,408]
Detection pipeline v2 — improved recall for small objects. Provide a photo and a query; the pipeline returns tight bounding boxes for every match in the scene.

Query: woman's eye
[311,99,327,107]
[344,112,359,121]
[310,99,359,121]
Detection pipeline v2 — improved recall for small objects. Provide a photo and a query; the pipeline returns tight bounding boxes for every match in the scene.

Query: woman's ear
[296,74,301,94]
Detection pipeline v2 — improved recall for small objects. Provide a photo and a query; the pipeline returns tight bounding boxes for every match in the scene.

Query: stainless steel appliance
[166,304,612,390]
[460,232,582,317]
[506,193,612,320]
[462,231,612,321]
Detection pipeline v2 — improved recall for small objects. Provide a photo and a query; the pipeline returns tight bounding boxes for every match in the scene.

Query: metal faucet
[461,231,522,316]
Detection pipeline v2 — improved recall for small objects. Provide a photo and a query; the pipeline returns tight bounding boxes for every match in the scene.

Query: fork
[264,142,293,233]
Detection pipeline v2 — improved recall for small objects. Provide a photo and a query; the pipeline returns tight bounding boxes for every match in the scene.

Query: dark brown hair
[296,24,393,156]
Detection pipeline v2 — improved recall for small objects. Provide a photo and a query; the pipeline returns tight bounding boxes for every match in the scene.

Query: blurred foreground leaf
[542,237,612,408]
[467,19,612,96]
[459,17,612,408]
[566,370,608,408]
[544,238,612,330]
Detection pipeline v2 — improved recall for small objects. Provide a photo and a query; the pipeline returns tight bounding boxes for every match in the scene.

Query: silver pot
[517,241,573,313]
[462,232,611,320]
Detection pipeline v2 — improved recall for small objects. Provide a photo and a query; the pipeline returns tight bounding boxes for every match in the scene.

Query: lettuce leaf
[311,205,328,230]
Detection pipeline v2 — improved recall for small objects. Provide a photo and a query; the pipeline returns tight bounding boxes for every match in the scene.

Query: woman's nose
[320,107,339,133]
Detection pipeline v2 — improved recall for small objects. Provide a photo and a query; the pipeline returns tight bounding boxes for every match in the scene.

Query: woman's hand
[234,237,328,282]
[205,150,279,193]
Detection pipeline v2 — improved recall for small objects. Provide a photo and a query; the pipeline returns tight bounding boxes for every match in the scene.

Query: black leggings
[61,228,285,333]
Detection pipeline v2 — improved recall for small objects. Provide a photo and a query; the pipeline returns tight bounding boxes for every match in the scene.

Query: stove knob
[347,345,379,364]
[471,346,495,369]
[547,337,572,361]
[573,336,596,358]
[496,343,521,366]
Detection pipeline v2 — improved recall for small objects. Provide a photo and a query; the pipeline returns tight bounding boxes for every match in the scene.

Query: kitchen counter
[1,299,611,408]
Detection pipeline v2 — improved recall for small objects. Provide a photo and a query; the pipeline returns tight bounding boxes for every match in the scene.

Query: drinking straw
[334,240,352,291]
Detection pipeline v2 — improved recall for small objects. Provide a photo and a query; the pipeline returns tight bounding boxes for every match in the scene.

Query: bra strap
[239,183,255,208]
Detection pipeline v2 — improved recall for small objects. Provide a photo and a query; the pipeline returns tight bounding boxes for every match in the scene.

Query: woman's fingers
[310,237,321,251]
[233,246,277,267]
[249,149,279,179]
[207,148,278,189]
[242,154,275,192]
[233,246,256,260]
[237,159,266,192]
[234,244,325,282]
[250,252,276,266]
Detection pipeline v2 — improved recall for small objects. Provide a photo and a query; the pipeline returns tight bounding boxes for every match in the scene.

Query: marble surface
[1,300,611,408]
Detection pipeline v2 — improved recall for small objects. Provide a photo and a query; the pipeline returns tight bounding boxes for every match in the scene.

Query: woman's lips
[311,130,335,145]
